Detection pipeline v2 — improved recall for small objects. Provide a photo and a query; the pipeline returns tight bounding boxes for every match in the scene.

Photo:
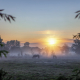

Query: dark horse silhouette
[53,55,57,58]
[32,54,40,58]
[51,50,57,59]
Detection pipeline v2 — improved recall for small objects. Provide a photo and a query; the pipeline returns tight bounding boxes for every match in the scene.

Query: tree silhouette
[75,10,80,19]
[72,33,80,54]
[0,9,15,57]
[60,44,69,54]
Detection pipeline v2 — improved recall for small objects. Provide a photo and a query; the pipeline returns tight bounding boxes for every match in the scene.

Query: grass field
[0,57,80,80]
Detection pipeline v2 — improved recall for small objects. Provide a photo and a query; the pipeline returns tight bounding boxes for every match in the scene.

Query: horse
[53,55,57,59]
[32,54,40,58]
[51,50,57,59]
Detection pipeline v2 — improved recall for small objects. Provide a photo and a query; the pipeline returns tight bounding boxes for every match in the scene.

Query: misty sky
[0,0,80,47]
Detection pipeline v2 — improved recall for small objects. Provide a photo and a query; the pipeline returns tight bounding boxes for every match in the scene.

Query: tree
[0,41,8,57]
[0,9,15,57]
[75,10,80,19]
[60,44,69,54]
[24,42,29,47]
[72,33,80,54]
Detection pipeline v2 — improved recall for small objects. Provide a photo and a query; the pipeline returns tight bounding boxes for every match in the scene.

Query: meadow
[0,56,80,80]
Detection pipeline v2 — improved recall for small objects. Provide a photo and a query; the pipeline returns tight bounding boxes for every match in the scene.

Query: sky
[0,0,80,47]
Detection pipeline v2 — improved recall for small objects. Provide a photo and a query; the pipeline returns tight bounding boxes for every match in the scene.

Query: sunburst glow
[48,38,56,45]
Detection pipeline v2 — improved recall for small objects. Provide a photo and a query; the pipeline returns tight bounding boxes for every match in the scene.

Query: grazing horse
[53,55,57,58]
[32,54,40,58]
[51,50,57,59]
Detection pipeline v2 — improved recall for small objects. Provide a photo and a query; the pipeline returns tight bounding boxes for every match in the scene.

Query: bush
[0,68,12,80]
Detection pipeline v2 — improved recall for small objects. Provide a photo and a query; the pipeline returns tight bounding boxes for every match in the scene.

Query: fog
[1,38,80,61]
[1,51,80,60]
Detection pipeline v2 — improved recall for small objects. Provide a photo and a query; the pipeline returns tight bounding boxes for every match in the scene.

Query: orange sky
[2,30,73,44]
[1,0,80,48]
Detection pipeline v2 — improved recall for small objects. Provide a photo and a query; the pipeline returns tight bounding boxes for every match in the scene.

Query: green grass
[0,57,80,80]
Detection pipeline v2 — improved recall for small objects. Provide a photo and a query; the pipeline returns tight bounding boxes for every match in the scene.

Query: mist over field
[1,0,80,80]
[0,40,80,80]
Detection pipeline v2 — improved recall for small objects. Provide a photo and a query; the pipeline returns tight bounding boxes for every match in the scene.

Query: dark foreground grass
[0,57,80,80]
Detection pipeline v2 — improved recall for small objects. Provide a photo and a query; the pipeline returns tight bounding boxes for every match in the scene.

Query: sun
[48,38,56,45]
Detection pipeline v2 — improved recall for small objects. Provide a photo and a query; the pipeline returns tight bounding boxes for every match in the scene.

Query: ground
[0,56,80,80]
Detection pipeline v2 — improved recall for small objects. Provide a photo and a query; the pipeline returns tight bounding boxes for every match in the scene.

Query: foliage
[0,69,12,80]
[71,69,80,80]
[0,9,15,57]
[75,10,80,19]
[72,33,80,54]
[0,9,15,23]
[0,50,8,57]
[7,40,20,47]
[51,69,80,80]
[0,42,8,57]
